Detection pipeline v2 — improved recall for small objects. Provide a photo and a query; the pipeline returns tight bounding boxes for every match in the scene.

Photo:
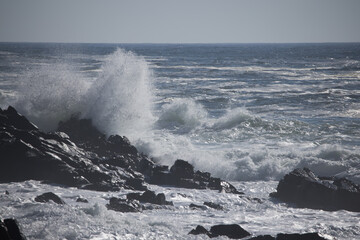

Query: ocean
[0,43,360,239]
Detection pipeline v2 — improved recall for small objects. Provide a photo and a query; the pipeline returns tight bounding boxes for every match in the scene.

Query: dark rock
[188,225,210,236]
[125,178,147,191]
[127,190,173,206]
[189,203,207,210]
[0,220,11,240]
[276,232,327,240]
[106,197,142,213]
[3,218,27,240]
[204,201,223,210]
[5,190,9,195]
[271,168,360,212]
[34,192,65,204]
[248,235,275,240]
[76,197,89,203]
[0,106,242,196]
[0,106,37,131]
[170,159,194,179]
[209,224,251,239]
[0,106,147,192]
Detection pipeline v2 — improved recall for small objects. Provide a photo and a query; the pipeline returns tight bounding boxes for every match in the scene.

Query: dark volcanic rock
[210,224,251,239]
[0,106,147,191]
[106,197,142,213]
[76,197,89,203]
[34,192,65,204]
[270,168,360,212]
[189,203,207,210]
[188,225,210,236]
[204,201,223,210]
[127,190,173,205]
[170,159,194,179]
[0,106,240,195]
[276,232,327,240]
[146,158,241,193]
[0,220,11,240]
[2,218,27,240]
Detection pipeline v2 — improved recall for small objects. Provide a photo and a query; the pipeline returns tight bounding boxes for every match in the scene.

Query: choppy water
[1,42,360,240]
[1,42,360,182]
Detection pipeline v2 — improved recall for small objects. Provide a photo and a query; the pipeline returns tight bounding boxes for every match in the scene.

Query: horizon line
[1,40,360,45]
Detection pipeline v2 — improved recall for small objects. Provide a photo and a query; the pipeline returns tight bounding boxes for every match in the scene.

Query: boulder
[170,159,194,179]
[276,232,327,240]
[270,168,360,212]
[76,197,89,203]
[188,225,210,236]
[189,203,207,210]
[34,192,65,205]
[106,197,142,213]
[210,224,251,239]
[127,190,173,206]
[204,201,223,210]
[2,218,27,240]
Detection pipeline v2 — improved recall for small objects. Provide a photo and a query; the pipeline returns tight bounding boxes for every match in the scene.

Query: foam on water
[2,46,359,183]
[12,49,154,138]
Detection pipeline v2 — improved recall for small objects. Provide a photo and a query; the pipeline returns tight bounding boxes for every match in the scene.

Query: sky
[0,0,359,44]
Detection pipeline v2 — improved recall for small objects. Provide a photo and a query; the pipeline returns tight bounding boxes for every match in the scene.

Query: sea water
[0,43,359,239]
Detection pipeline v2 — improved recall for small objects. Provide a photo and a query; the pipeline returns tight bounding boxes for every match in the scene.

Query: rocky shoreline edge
[1,105,359,239]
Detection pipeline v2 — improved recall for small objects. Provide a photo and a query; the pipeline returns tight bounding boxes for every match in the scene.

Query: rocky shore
[1,105,359,239]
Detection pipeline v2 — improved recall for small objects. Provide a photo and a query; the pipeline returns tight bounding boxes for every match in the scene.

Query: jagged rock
[57,116,138,161]
[189,203,207,210]
[270,168,360,212]
[170,159,194,179]
[276,232,327,240]
[188,225,209,236]
[3,218,27,240]
[147,158,241,193]
[127,190,173,206]
[0,220,11,240]
[76,197,89,203]
[106,197,142,213]
[0,106,146,192]
[0,106,240,195]
[35,192,65,204]
[204,201,223,210]
[210,224,251,239]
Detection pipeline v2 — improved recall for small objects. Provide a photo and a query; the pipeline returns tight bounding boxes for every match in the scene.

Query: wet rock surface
[34,192,65,204]
[0,218,27,240]
[0,106,242,195]
[271,168,360,212]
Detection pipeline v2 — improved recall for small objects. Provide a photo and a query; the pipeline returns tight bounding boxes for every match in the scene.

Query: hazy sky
[1,0,359,43]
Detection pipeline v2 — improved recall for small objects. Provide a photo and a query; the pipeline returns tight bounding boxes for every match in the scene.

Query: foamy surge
[9,49,360,182]
[13,49,154,138]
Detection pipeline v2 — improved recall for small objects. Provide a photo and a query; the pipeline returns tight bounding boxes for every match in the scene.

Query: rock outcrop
[188,224,250,239]
[0,106,242,195]
[0,106,148,191]
[34,192,65,205]
[270,168,360,212]
[0,218,27,240]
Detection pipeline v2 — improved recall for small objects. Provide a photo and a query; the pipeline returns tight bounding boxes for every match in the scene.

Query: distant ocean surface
[1,42,360,182]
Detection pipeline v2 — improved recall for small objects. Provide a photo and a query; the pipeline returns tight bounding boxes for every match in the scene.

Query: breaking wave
[13,49,154,137]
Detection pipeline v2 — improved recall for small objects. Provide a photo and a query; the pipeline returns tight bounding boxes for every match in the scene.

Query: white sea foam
[12,49,154,137]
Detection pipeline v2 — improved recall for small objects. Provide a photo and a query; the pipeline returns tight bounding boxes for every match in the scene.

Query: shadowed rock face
[0,106,147,191]
[270,168,360,212]
[0,218,27,240]
[0,106,242,195]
